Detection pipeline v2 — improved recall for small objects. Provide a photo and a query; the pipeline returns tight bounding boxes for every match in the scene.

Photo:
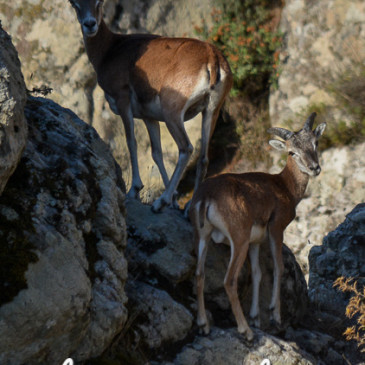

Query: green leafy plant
[194,0,282,96]
[334,277,365,352]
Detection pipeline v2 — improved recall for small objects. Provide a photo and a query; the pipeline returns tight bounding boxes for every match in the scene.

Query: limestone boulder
[269,0,365,126]
[0,97,128,364]
[0,24,27,195]
[163,327,316,365]
[126,281,193,349]
[116,0,214,37]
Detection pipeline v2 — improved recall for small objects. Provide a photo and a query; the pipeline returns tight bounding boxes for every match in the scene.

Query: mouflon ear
[269,139,286,152]
[314,122,326,139]
[304,112,317,131]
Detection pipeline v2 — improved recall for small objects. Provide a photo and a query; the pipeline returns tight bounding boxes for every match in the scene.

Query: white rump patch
[206,201,230,245]
[181,69,210,120]
[249,225,266,243]
[211,230,226,243]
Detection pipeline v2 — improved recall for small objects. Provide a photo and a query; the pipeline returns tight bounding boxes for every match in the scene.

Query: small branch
[27,85,53,96]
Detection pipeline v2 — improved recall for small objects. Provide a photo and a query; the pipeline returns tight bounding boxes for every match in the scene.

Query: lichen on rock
[0,23,28,195]
[0,96,128,364]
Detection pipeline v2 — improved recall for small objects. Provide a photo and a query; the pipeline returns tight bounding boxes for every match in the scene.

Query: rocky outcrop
[2,1,364,364]
[0,24,27,195]
[308,203,365,315]
[106,196,364,364]
[165,327,316,365]
[116,0,214,37]
[126,281,193,349]
[269,0,365,126]
[284,326,347,365]
[0,97,128,364]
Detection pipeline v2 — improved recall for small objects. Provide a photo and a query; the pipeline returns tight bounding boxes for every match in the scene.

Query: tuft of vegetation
[194,0,282,97]
[325,63,365,147]
[285,62,365,150]
[334,277,365,352]
[234,108,272,167]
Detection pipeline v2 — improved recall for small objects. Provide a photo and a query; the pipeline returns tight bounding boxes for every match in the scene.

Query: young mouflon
[189,112,326,341]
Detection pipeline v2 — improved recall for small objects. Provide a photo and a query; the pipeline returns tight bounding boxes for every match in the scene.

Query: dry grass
[334,277,365,353]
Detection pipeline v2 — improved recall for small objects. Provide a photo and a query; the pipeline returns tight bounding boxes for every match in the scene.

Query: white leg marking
[249,243,261,328]
[269,233,284,324]
[196,239,209,333]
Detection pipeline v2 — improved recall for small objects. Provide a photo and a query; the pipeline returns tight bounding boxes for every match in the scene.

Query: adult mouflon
[69,0,233,212]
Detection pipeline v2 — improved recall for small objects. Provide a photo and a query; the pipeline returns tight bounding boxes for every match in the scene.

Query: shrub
[334,277,365,352]
[195,0,282,96]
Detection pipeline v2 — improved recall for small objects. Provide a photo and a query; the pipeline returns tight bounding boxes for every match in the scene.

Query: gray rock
[0,24,27,195]
[0,97,128,364]
[126,281,193,349]
[126,199,195,284]
[308,203,365,315]
[116,0,214,37]
[285,327,343,364]
[168,327,316,365]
